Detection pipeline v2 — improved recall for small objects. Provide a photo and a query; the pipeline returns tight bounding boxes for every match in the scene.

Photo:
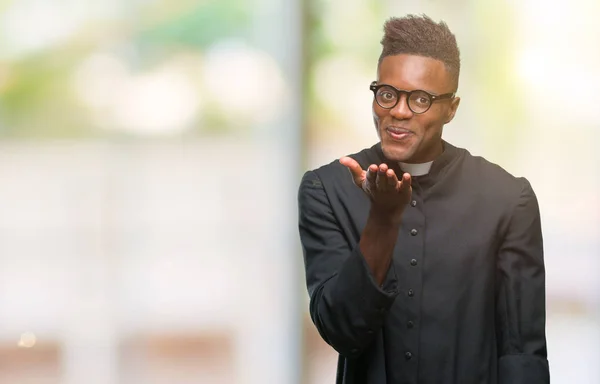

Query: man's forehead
[377,54,451,89]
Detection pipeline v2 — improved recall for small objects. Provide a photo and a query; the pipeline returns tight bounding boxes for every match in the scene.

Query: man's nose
[390,95,414,120]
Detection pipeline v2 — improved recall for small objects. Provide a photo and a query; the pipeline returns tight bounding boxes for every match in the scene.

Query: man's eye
[380,92,395,100]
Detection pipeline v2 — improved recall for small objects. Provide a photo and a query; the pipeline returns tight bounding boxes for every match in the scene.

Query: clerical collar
[374,140,461,182]
[398,161,433,176]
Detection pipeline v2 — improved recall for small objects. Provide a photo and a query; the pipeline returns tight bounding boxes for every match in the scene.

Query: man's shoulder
[456,147,541,231]
[460,148,532,198]
[307,143,381,180]
[298,143,380,202]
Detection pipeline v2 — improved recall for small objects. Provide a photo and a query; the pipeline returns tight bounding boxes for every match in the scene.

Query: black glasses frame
[369,81,455,114]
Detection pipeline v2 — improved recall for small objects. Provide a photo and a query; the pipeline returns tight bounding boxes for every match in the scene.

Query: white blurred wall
[0,139,302,384]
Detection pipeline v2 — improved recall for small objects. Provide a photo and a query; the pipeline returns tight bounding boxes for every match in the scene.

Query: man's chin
[381,143,414,163]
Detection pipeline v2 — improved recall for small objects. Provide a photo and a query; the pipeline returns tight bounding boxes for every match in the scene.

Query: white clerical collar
[398,161,433,176]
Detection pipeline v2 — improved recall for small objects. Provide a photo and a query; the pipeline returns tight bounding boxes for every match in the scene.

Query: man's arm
[360,206,402,285]
[496,178,550,384]
[298,170,402,358]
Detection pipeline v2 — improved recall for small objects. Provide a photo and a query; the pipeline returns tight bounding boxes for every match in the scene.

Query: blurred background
[0,0,598,383]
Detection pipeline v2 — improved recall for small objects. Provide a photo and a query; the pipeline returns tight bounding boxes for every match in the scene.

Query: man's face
[374,54,460,163]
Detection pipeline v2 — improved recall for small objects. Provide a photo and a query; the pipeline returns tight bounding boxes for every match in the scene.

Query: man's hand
[339,156,412,221]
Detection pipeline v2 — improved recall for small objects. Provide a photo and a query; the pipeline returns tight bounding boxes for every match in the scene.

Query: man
[297,15,549,384]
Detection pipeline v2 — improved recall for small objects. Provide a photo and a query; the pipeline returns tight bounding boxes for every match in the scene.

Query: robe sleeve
[298,170,399,358]
[496,177,550,383]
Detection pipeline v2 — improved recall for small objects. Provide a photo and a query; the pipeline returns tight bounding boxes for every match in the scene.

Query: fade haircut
[378,14,460,90]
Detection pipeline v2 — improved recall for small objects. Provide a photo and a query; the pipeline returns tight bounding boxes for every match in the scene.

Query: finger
[398,172,412,190]
[366,164,378,183]
[386,169,398,186]
[376,164,389,190]
[339,157,365,185]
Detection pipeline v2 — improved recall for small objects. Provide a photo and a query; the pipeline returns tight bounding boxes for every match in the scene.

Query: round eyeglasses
[370,81,455,114]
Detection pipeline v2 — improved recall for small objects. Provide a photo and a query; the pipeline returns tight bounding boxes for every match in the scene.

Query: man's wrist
[368,205,404,227]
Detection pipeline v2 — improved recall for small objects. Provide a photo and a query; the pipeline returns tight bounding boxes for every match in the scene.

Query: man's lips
[386,126,413,141]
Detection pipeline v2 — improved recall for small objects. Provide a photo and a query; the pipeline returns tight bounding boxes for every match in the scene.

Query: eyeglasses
[370,81,455,114]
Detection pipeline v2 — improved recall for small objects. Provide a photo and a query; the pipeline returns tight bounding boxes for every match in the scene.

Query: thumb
[339,157,365,185]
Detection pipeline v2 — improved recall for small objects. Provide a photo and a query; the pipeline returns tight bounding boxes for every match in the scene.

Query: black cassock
[298,141,549,384]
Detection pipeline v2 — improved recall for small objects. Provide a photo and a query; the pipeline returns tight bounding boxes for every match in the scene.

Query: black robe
[298,141,549,384]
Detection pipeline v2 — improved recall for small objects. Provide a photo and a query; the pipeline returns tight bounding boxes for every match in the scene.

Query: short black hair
[378,14,460,89]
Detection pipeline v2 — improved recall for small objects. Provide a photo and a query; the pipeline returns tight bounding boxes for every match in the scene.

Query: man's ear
[445,97,460,124]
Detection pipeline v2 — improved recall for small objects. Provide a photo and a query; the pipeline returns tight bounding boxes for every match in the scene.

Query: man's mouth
[386,126,412,141]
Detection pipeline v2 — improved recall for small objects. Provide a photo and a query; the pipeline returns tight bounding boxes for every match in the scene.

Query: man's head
[373,15,461,163]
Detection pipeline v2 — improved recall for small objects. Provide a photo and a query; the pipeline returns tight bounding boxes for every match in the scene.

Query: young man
[298,15,549,384]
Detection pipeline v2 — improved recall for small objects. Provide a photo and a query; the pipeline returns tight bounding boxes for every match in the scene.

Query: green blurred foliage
[0,48,93,138]
[0,0,251,139]
[137,0,250,50]
[303,2,385,138]
[0,0,529,148]
[470,2,524,154]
